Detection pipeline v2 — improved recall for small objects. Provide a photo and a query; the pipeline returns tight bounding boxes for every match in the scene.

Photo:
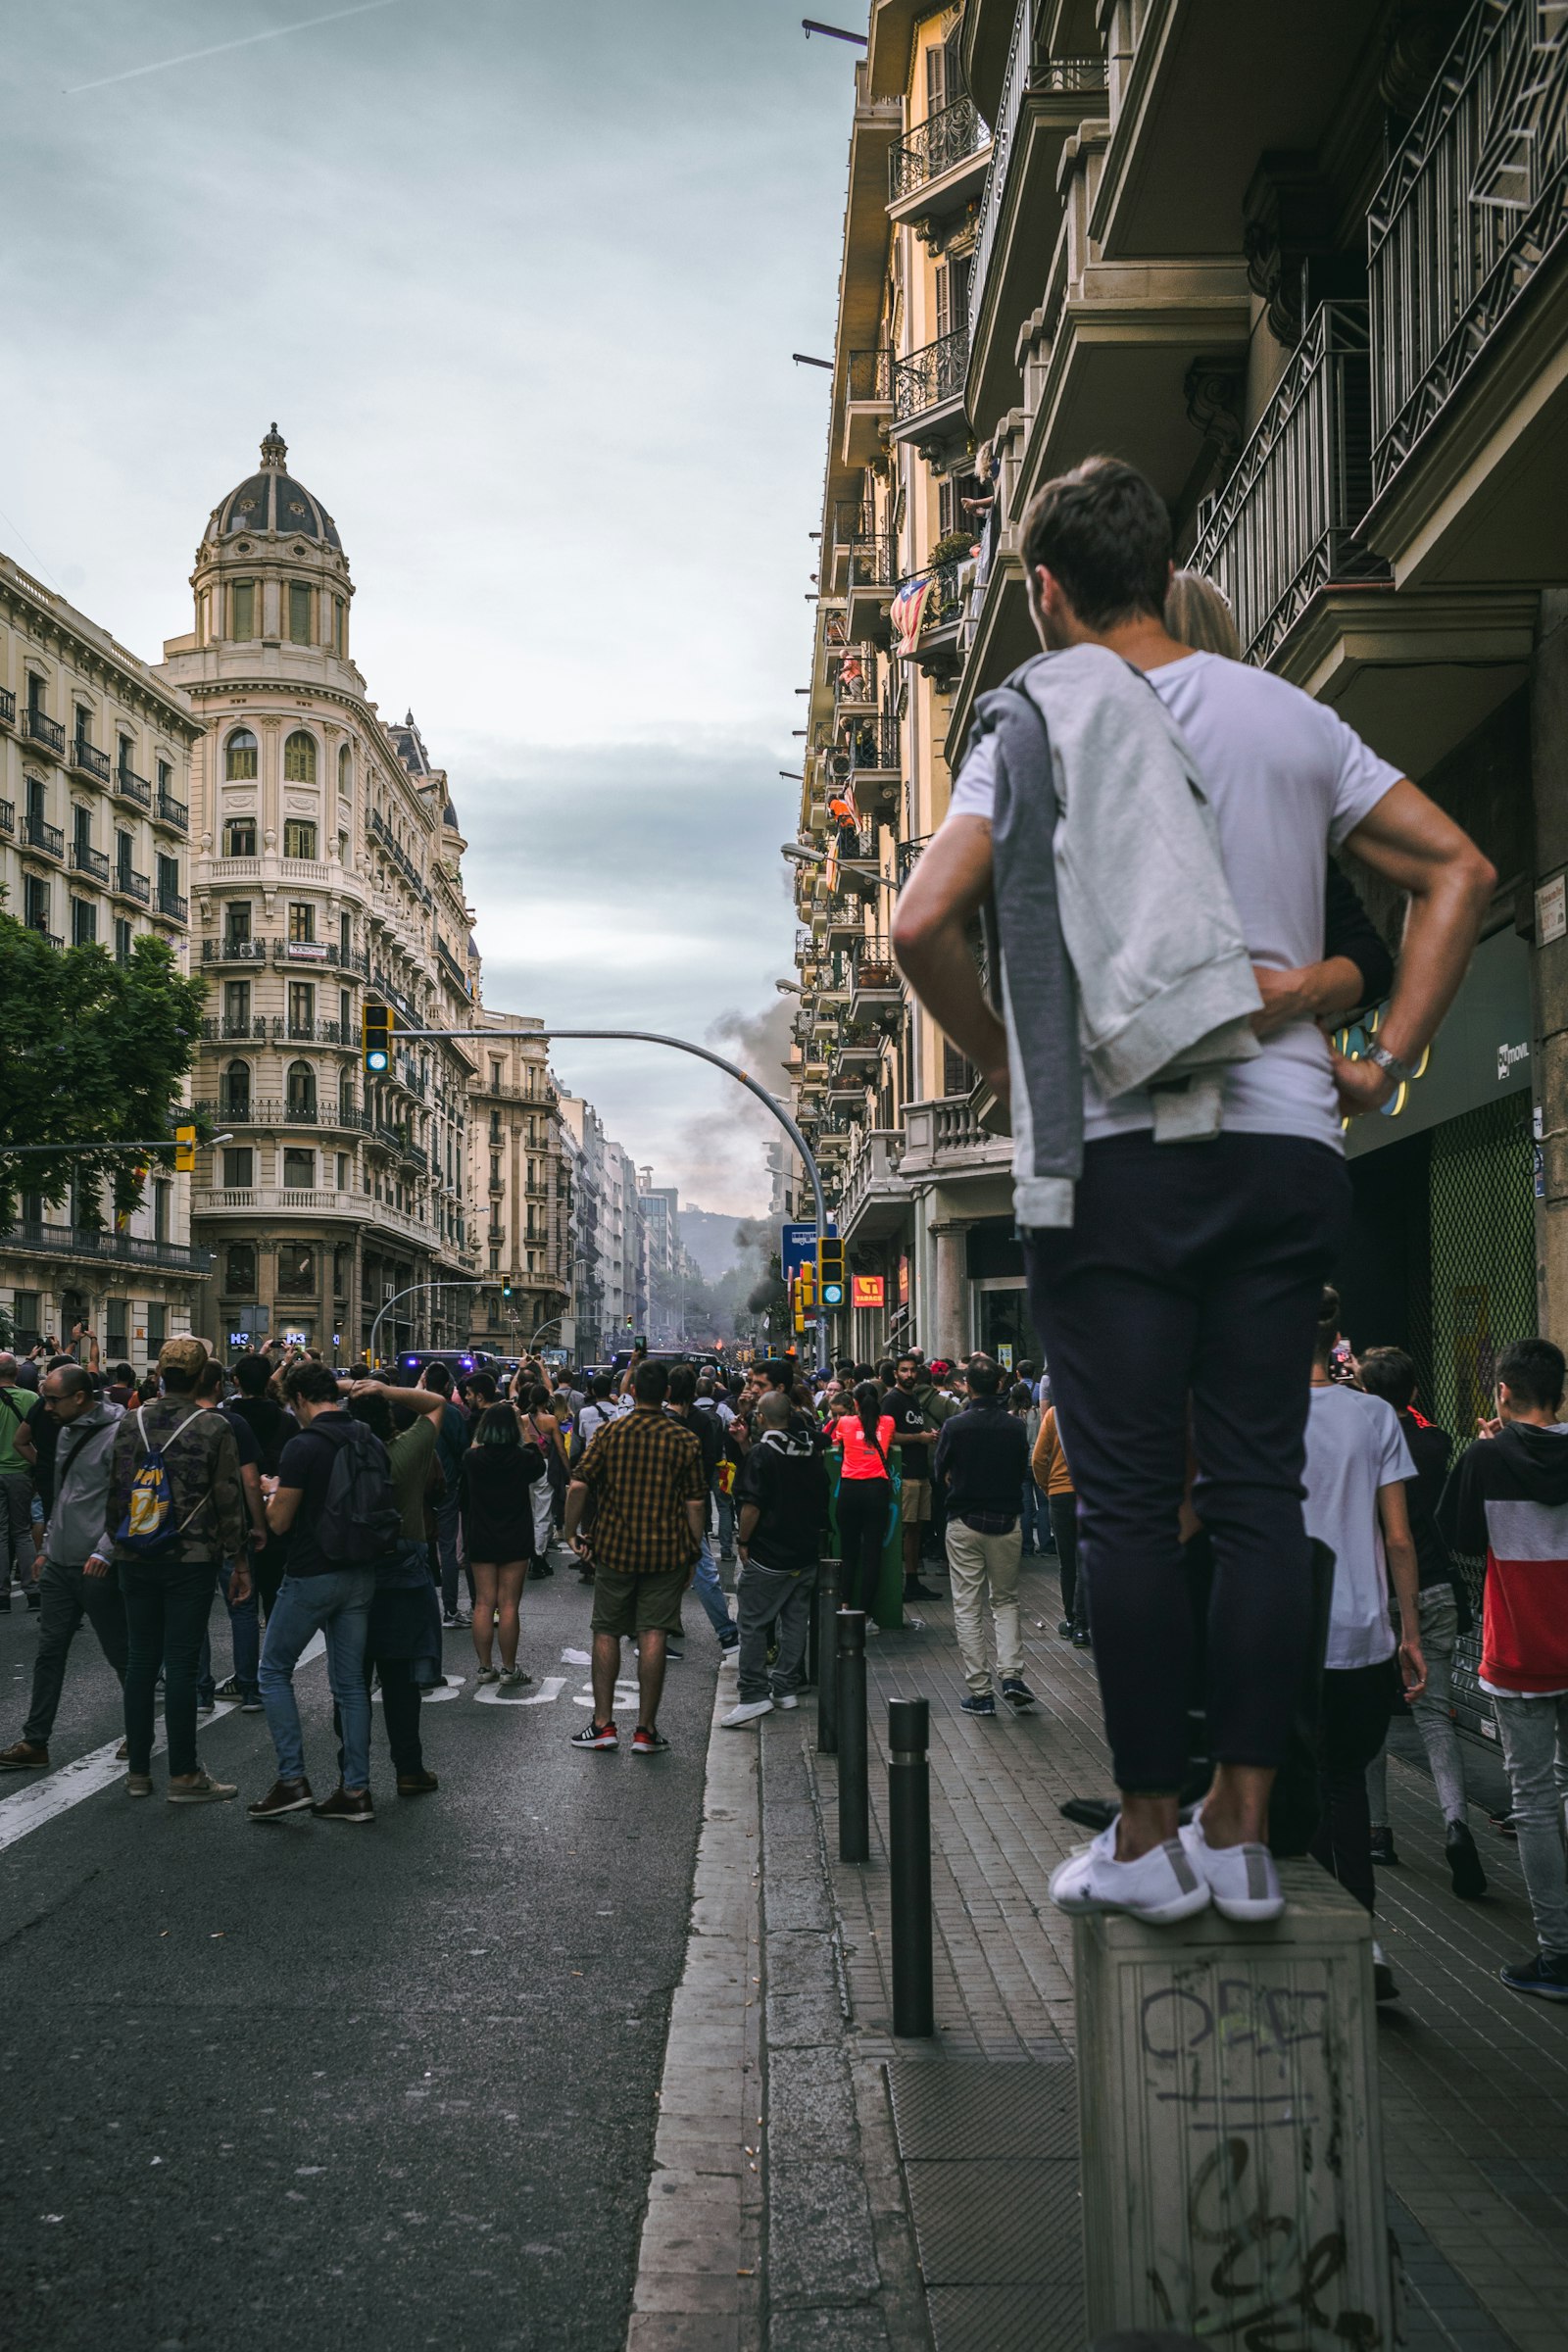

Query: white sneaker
[1178,1818,1284,1923]
[771,1691,800,1710]
[1048,1822,1209,1924]
[722,1698,774,1729]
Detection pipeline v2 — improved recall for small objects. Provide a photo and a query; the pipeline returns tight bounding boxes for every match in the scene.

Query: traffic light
[502,1275,513,1298]
[173,1124,197,1173]
[817,1238,845,1309]
[363,1001,393,1076]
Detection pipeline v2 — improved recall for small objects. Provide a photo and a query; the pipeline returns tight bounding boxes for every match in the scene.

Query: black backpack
[314,1419,402,1564]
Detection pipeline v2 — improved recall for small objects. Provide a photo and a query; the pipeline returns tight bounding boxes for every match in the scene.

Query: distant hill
[679,1205,760,1284]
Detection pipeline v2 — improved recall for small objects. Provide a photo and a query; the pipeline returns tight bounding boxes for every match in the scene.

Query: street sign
[781,1220,837,1282]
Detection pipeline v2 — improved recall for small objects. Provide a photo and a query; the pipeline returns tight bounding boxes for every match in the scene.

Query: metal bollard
[887,1696,933,2036]
[836,1608,869,1863]
[815,1557,840,1752]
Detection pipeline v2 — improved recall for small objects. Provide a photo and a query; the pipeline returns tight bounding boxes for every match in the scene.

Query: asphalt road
[0,1559,721,2352]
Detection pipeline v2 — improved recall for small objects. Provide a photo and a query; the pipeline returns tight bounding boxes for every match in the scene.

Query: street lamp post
[367,1278,487,1368]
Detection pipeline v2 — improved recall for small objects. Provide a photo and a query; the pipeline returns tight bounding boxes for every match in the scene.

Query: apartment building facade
[791,0,1568,1438]
[157,427,484,1361]
[0,555,209,1358]
[470,1008,572,1354]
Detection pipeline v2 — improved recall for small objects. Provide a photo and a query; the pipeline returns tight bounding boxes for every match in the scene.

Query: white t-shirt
[1302,1383,1416,1672]
[946,651,1402,1152]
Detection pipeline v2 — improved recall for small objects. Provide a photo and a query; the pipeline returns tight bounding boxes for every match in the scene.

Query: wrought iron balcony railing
[72,738,111,783]
[896,835,931,888]
[114,867,151,904]
[894,326,969,422]
[970,2,1106,334]
[0,1220,212,1273]
[0,799,13,835]
[831,713,900,773]
[1190,302,1388,667]
[845,349,893,402]
[202,937,268,963]
[71,841,109,881]
[844,535,896,588]
[1367,0,1568,501]
[115,764,152,808]
[24,709,65,756]
[0,687,14,726]
[157,887,188,923]
[889,96,987,202]
[24,812,64,858]
[155,793,189,832]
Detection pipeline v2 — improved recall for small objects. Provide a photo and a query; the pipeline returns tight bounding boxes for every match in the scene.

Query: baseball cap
[158,1336,210,1379]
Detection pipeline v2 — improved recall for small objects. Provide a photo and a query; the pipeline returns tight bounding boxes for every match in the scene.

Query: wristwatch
[1364,1040,1417,1084]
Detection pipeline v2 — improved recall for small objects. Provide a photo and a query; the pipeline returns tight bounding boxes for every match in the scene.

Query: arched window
[337,743,352,796]
[220,1059,251,1118]
[224,727,258,780]
[286,1058,318,1119]
[283,730,317,784]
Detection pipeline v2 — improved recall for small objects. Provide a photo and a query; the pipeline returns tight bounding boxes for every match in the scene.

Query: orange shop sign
[851,1276,885,1309]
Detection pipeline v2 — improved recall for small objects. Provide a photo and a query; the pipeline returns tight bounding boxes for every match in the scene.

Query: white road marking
[561,1648,591,1666]
[369,1672,465,1705]
[0,1703,237,1852]
[570,1679,641,1711]
[473,1675,566,1708]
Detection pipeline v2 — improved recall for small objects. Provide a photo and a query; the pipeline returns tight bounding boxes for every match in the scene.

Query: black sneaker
[1001,1678,1036,1710]
[25,1589,41,1611]
[1071,1626,1092,1648]
[1369,1826,1399,1866]
[1499,1951,1568,2001]
[960,1693,997,1717]
[248,1777,315,1821]
[1055,1618,1072,1639]
[214,1676,245,1700]
[632,1726,670,1756]
[664,1643,684,1661]
[904,1582,939,1603]
[570,1720,618,1750]
[1446,1819,1487,1899]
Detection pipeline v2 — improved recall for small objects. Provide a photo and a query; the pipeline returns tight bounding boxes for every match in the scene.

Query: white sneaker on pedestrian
[1178,1818,1284,1923]
[1048,1822,1209,1924]
[770,1691,800,1710]
[722,1698,773,1729]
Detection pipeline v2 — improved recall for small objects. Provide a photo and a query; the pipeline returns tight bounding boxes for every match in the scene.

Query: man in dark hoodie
[1440,1338,1568,2001]
[723,1392,829,1728]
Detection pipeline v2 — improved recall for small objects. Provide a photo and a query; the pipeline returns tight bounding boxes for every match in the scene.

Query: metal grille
[1421,1089,1537,1737]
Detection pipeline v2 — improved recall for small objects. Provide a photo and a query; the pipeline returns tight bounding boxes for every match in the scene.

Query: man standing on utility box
[893,456,1494,1927]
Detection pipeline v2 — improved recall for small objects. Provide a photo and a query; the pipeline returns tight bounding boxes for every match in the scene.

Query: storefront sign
[1341,929,1534,1159]
[851,1276,885,1308]
[898,1252,909,1305]
[1537,874,1566,945]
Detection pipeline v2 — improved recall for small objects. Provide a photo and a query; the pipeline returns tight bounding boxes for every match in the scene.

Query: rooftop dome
[206,423,342,548]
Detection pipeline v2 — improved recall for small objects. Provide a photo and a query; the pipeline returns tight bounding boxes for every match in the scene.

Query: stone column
[1532,594,1568,1348]
[930,1220,965,1359]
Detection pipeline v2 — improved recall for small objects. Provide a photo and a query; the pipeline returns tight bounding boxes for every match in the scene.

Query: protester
[1009,1381,1043,1555]
[514,1378,565,1576]
[193,1357,269,1712]
[223,1353,295,1619]
[884,1353,939,1602]
[342,1381,445,1793]
[724,1390,830,1727]
[895,454,1492,1925]
[418,1361,472,1626]
[0,1352,40,1608]
[1355,1346,1486,1897]
[249,1362,400,1824]
[1032,1401,1085,1644]
[932,1355,1036,1716]
[1440,1338,1568,2000]
[667,1364,740,1660]
[0,1365,128,1772]
[835,1380,897,1619]
[109,1337,247,1804]
[460,1401,544,1688]
[1300,1293,1426,1992]
[563,1357,706,1755]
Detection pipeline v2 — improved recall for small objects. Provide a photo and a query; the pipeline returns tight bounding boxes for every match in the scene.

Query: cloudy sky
[1,0,857,1214]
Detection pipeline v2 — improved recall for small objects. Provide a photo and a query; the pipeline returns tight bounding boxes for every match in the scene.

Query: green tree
[0,915,207,1227]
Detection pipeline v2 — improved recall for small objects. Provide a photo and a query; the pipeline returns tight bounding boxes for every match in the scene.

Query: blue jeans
[260,1569,375,1790]
[198,1563,259,1702]
[692,1538,737,1645]
[712,1479,735,1557]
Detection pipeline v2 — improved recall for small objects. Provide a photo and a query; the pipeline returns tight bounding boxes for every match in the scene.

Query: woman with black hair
[460,1402,544,1687]
[835,1380,897,1616]
[340,1380,445,1797]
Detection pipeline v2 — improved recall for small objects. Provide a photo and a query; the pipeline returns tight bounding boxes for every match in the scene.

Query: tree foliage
[0,913,207,1226]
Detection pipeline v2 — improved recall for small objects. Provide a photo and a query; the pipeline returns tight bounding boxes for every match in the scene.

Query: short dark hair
[159,1366,196,1396]
[633,1358,670,1405]
[1497,1338,1566,1414]
[111,1361,135,1386]
[590,1372,613,1398]
[477,1400,522,1446]
[1020,456,1171,629]
[1357,1347,1417,1411]
[464,1372,499,1404]
[667,1364,697,1404]
[1314,1287,1342,1364]
[284,1360,342,1405]
[421,1361,455,1396]
[347,1389,394,1444]
[44,1363,93,1400]
[230,1353,273,1396]
[760,1359,790,1391]
[964,1355,1004,1396]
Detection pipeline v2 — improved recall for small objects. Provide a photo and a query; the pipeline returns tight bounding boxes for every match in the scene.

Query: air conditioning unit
[827,750,854,783]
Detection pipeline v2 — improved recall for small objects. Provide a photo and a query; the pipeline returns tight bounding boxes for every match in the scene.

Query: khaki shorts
[591,1563,688,1640]
[900,1477,933,1526]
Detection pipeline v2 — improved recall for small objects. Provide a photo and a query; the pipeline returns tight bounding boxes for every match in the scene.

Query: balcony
[202,936,268,964]
[0,799,12,836]
[841,348,894,467]
[888,95,992,228]
[72,738,111,784]
[195,1186,354,1219]
[844,536,896,646]
[23,709,65,758]
[1362,0,1568,590]
[895,835,930,889]
[891,326,969,447]
[24,812,64,859]
[899,1094,1013,1189]
[154,793,188,834]
[195,1096,373,1135]
[157,887,189,924]
[113,866,151,905]
[892,558,968,685]
[0,1218,213,1276]
[1191,303,1388,670]
[0,686,13,726]
[115,763,152,809]
[849,949,905,1027]
[71,841,109,883]
[201,1015,269,1041]
[837,1127,911,1245]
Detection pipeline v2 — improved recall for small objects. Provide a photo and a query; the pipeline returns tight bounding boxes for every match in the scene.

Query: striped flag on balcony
[889,574,933,657]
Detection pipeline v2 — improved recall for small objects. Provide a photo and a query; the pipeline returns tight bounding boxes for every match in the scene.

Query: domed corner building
[156,425,487,1363]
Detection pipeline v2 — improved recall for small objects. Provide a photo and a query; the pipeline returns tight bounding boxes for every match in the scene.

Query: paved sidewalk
[785,1557,1568,2352]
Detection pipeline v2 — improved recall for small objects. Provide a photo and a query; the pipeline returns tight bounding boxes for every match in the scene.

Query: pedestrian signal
[173,1124,197,1173]
[817,1238,845,1308]
[363,1001,393,1075]
[502,1276,513,1298]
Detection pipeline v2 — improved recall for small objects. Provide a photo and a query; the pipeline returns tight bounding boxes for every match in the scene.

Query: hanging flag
[117,1165,149,1233]
[889,574,933,656]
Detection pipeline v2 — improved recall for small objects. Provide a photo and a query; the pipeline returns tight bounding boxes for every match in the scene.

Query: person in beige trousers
[932,1355,1036,1718]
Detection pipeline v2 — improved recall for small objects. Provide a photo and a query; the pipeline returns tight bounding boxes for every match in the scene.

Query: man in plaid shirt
[564,1357,707,1755]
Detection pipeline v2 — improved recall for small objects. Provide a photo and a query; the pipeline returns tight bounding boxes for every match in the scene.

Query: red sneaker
[632,1726,670,1757]
[570,1720,618,1750]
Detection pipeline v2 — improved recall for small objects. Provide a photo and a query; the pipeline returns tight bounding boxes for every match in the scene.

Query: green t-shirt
[0,1387,35,1479]
[388,1415,437,1544]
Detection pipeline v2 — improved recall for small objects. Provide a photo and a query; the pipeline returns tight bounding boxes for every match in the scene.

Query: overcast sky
[1,0,857,1215]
